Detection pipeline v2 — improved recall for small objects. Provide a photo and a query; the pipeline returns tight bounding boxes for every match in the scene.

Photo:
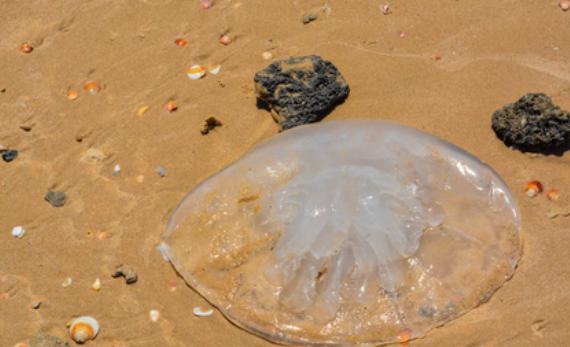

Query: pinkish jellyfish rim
[159,119,522,346]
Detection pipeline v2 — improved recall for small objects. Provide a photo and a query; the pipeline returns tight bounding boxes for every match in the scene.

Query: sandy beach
[2,1,570,346]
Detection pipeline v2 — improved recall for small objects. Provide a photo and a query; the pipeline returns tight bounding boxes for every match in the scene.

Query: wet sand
[1,1,570,346]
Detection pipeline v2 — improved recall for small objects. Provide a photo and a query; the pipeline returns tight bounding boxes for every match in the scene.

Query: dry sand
[1,0,570,346]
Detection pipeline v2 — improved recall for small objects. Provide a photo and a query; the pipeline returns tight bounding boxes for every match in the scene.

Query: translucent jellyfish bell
[160,120,521,346]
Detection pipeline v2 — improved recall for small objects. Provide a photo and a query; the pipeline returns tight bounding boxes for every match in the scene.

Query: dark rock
[200,116,223,135]
[112,264,138,284]
[30,331,70,347]
[45,191,66,207]
[1,149,18,162]
[254,55,349,130]
[492,93,570,154]
[302,11,318,24]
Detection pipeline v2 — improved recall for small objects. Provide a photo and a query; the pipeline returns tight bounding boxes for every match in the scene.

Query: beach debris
[67,90,78,100]
[187,65,207,80]
[524,180,543,198]
[91,278,101,291]
[30,331,70,347]
[219,34,232,45]
[137,105,149,117]
[69,316,100,344]
[201,117,223,135]
[61,277,73,287]
[11,226,25,238]
[155,166,167,177]
[262,51,274,60]
[381,3,391,15]
[45,190,67,208]
[302,11,319,24]
[200,0,214,9]
[1,149,18,162]
[254,55,350,130]
[174,38,188,46]
[83,81,101,95]
[492,93,570,153]
[20,43,33,54]
[399,31,407,38]
[207,64,221,75]
[547,189,560,201]
[149,309,160,322]
[560,0,570,11]
[193,306,214,317]
[164,100,178,112]
[81,148,106,164]
[112,264,138,284]
[112,164,121,176]
[30,300,42,309]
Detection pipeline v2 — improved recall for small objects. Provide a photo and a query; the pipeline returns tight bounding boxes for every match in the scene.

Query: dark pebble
[1,149,18,162]
[45,191,67,208]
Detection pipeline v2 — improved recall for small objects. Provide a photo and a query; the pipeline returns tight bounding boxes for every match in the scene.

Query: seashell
[187,65,206,80]
[69,316,100,343]
[20,43,33,54]
[546,189,560,201]
[11,226,25,238]
[207,64,221,75]
[200,0,214,9]
[83,81,101,95]
[67,90,78,100]
[524,180,543,197]
[61,277,73,287]
[193,306,214,317]
[219,35,232,45]
[91,278,101,291]
[174,38,188,46]
[137,105,149,117]
[560,0,570,11]
[261,51,273,60]
[164,100,178,112]
[112,164,121,176]
[160,120,522,346]
[149,309,160,322]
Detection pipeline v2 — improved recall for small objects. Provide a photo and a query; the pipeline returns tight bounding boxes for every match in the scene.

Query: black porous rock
[1,149,18,162]
[254,55,349,130]
[492,93,570,154]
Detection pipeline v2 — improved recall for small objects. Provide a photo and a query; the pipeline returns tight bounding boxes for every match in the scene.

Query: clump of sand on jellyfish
[160,120,521,346]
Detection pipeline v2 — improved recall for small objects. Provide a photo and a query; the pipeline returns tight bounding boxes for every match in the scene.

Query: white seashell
[187,65,206,80]
[92,278,101,291]
[149,309,160,322]
[193,306,214,317]
[112,164,121,176]
[69,316,100,343]
[207,64,221,75]
[11,226,25,238]
[262,51,273,60]
[61,277,73,287]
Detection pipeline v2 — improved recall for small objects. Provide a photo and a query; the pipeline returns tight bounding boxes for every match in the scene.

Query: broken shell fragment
[69,316,100,344]
[91,278,101,291]
[174,38,188,46]
[62,277,73,287]
[137,105,149,117]
[193,306,214,317]
[11,226,25,238]
[67,90,78,100]
[525,180,543,197]
[149,309,160,322]
[262,51,274,60]
[83,81,101,95]
[219,35,232,45]
[207,64,221,75]
[20,43,33,54]
[187,65,206,80]
[547,189,560,201]
[164,100,178,112]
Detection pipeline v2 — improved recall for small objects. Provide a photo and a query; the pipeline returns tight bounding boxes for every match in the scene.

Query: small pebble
[45,190,67,208]
[560,0,570,11]
[302,11,319,24]
[201,117,223,135]
[20,43,33,54]
[1,149,18,162]
[11,226,25,238]
[547,189,560,201]
[399,31,407,38]
[164,100,178,112]
[112,264,138,284]
[174,38,188,46]
[155,166,167,177]
[31,300,42,309]
[112,164,121,176]
[546,210,560,219]
[136,175,145,183]
[200,0,214,9]
[193,306,214,317]
[67,90,78,100]
[219,34,232,45]
[262,51,274,60]
[137,105,149,117]
[62,277,73,287]
[381,3,391,15]
[149,309,160,322]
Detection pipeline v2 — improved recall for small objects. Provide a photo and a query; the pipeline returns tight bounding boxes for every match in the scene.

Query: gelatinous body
[160,120,521,346]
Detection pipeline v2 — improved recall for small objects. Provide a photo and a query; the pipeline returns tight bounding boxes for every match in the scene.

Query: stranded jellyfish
[160,120,521,346]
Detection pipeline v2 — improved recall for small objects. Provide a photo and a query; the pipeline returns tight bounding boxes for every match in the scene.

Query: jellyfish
[160,120,522,346]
